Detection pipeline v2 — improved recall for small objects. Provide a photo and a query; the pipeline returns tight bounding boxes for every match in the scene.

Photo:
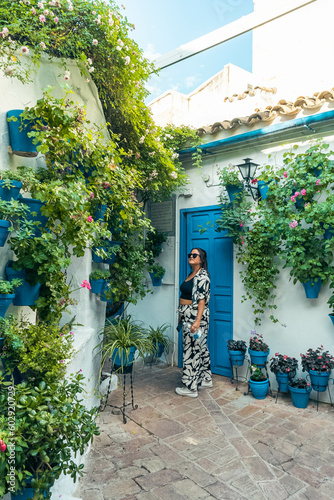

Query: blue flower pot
[228,349,246,366]
[5,261,41,306]
[302,278,321,298]
[248,348,270,367]
[0,220,11,247]
[94,204,107,222]
[226,184,243,203]
[112,346,136,368]
[92,241,122,264]
[90,278,105,294]
[0,294,15,318]
[100,281,112,302]
[7,110,39,158]
[11,475,51,499]
[309,369,331,392]
[19,197,48,235]
[329,314,334,326]
[0,180,22,201]
[249,378,269,399]
[288,385,312,408]
[0,337,4,349]
[324,227,334,240]
[149,273,163,286]
[275,372,290,392]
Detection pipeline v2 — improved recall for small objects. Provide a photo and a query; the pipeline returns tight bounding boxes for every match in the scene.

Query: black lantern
[236,158,260,201]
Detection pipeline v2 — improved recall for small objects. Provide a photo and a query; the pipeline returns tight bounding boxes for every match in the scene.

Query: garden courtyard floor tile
[75,364,334,500]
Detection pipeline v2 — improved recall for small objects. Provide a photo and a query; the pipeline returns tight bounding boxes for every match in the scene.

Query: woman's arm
[190,298,205,333]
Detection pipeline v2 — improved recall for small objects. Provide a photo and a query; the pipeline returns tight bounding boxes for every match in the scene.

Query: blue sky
[122,0,254,101]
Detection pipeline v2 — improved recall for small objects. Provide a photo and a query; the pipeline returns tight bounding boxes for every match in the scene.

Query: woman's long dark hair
[192,248,208,272]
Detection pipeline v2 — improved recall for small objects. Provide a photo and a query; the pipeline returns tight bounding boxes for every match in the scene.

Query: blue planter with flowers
[288,385,312,408]
[7,110,39,157]
[275,372,290,392]
[249,378,269,399]
[226,184,243,203]
[309,369,330,392]
[18,197,48,236]
[5,261,41,306]
[248,348,270,367]
[302,278,321,298]
[228,350,246,366]
[92,241,122,264]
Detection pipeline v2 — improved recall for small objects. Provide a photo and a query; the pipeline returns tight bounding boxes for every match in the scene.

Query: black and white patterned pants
[178,304,212,391]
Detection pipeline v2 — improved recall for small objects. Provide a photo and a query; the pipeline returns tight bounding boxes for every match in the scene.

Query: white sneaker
[175,386,198,398]
[199,379,213,388]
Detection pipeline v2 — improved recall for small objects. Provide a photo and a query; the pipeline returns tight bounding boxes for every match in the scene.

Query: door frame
[178,204,222,367]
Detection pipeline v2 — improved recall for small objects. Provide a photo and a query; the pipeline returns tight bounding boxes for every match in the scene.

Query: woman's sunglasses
[188,253,200,258]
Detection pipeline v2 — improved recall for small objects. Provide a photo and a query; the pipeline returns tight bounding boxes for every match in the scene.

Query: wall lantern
[236,158,260,201]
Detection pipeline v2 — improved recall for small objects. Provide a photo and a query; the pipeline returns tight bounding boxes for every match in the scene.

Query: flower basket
[248,348,270,366]
[302,278,321,298]
[0,220,11,247]
[249,378,269,399]
[7,110,39,157]
[309,369,331,392]
[0,180,22,201]
[226,184,244,203]
[228,350,246,366]
[288,385,312,408]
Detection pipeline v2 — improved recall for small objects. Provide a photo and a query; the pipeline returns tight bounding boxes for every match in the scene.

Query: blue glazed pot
[149,273,163,286]
[100,281,112,302]
[324,227,334,240]
[228,349,246,366]
[302,278,321,298]
[90,278,105,294]
[309,369,330,392]
[94,204,107,222]
[11,476,50,499]
[288,385,312,408]
[5,261,41,306]
[112,346,136,368]
[275,372,290,392]
[248,348,270,367]
[329,314,334,326]
[19,197,48,235]
[0,220,11,247]
[7,110,39,158]
[226,184,243,203]
[0,180,22,201]
[249,378,269,399]
[0,294,15,318]
[92,241,122,264]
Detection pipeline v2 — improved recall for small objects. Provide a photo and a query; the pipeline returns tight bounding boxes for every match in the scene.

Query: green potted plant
[249,364,269,399]
[300,346,334,392]
[217,164,243,202]
[227,339,247,366]
[0,167,36,201]
[0,279,22,318]
[97,316,152,374]
[147,323,171,358]
[89,269,111,295]
[269,353,298,392]
[0,199,29,246]
[0,372,100,499]
[288,377,312,408]
[248,331,270,366]
[144,230,167,259]
[148,262,165,287]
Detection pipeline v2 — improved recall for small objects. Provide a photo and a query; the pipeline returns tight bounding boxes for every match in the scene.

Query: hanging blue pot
[249,378,269,399]
[92,241,122,264]
[248,348,270,367]
[11,476,51,499]
[0,337,4,349]
[309,369,330,392]
[0,220,11,247]
[0,294,15,318]
[7,110,39,158]
[0,180,22,201]
[112,346,136,368]
[90,278,105,294]
[19,197,48,235]
[228,349,246,366]
[5,261,41,306]
[329,314,334,326]
[275,372,290,392]
[324,227,334,240]
[149,273,163,286]
[302,278,321,298]
[94,204,107,222]
[288,385,312,408]
[226,184,243,203]
[100,281,112,302]
[258,180,277,201]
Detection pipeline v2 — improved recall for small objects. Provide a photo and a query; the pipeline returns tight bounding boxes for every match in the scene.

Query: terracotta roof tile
[197,88,334,136]
[223,86,277,103]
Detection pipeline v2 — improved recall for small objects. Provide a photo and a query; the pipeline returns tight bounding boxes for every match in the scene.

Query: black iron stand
[311,376,333,412]
[230,355,249,391]
[100,362,138,424]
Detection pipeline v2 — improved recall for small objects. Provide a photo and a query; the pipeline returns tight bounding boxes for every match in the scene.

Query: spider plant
[147,323,171,356]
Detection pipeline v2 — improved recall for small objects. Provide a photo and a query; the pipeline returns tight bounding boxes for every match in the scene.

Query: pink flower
[170,172,177,179]
[60,360,64,363]
[290,196,296,202]
[139,136,145,144]
[87,215,93,222]
[72,215,75,219]
[289,220,298,228]
[88,67,95,73]
[39,14,46,22]
[240,223,243,227]
[31,6,36,14]
[275,352,279,356]
[294,191,300,197]
[54,16,59,23]
[21,46,29,54]
[81,280,92,290]
[124,56,130,65]
[283,171,288,178]
[316,179,320,186]
[87,58,93,65]
[70,331,74,335]
[283,355,287,360]
[90,192,94,199]
[40,41,46,49]
[301,189,306,196]
[92,39,98,45]
[0,443,6,452]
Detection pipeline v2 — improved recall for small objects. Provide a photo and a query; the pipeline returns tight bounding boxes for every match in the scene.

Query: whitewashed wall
[0,56,107,500]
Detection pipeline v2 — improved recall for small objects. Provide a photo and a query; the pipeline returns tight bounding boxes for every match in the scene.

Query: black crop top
[180,277,193,300]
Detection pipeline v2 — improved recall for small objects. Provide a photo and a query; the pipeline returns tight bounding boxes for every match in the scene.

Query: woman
[175,248,212,398]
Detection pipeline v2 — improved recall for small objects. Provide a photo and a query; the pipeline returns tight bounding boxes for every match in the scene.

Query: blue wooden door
[179,205,233,377]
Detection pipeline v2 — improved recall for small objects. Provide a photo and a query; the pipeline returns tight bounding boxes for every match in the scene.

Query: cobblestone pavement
[75,363,334,500]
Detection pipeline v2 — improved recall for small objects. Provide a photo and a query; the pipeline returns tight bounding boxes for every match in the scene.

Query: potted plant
[148,262,165,286]
[288,377,312,408]
[89,269,111,295]
[92,240,122,264]
[147,323,171,358]
[97,316,152,374]
[0,167,36,202]
[227,339,247,366]
[217,164,243,203]
[144,230,167,259]
[0,279,22,318]
[18,196,48,236]
[249,364,269,399]
[248,331,270,366]
[300,346,334,392]
[6,110,40,157]
[269,353,298,392]
[0,372,99,499]
[0,199,29,246]
[5,260,41,307]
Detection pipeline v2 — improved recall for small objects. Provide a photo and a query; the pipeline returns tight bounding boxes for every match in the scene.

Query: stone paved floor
[75,363,334,500]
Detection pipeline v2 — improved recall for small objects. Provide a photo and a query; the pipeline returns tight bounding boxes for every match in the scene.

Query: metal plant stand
[309,375,333,412]
[100,362,138,424]
[230,355,249,391]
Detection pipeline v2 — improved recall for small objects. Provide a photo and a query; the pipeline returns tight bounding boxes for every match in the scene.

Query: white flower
[116,46,122,51]
[21,46,29,54]
[37,2,43,7]
[117,39,124,46]
[68,4,73,10]
[139,136,145,144]
[92,39,98,45]
[87,58,92,65]
[88,66,95,73]
[40,41,46,49]
[109,18,113,26]
[64,70,70,80]
[86,78,90,83]
[171,153,179,160]
[43,9,49,15]
[170,172,177,179]
[5,66,13,74]
[124,56,130,65]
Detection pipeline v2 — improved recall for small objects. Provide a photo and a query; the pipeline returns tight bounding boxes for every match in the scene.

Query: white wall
[0,56,107,499]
